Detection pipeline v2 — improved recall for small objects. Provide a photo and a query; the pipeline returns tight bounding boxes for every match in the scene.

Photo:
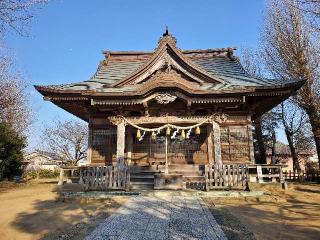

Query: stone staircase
[129,165,159,190]
[129,164,205,190]
[168,164,205,190]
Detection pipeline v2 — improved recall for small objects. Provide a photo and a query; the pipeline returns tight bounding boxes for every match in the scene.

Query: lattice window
[91,128,116,165]
[93,129,116,146]
[220,126,250,162]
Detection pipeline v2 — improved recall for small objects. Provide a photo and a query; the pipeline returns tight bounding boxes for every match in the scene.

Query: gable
[111,34,224,88]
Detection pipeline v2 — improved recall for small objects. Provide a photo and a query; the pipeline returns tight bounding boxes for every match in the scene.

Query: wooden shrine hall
[35,30,304,190]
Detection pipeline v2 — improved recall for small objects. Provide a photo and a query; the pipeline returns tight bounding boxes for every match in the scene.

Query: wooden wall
[88,116,253,165]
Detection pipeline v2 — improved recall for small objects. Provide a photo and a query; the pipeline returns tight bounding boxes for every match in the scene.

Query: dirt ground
[204,182,320,240]
[1,180,319,240]
[0,179,128,240]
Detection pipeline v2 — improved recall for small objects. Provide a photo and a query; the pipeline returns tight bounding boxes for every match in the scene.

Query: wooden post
[87,121,93,164]
[279,166,284,183]
[212,121,222,167]
[116,119,125,162]
[205,165,209,191]
[126,127,132,166]
[165,135,168,174]
[207,124,214,187]
[247,117,255,163]
[257,165,263,183]
[58,168,64,185]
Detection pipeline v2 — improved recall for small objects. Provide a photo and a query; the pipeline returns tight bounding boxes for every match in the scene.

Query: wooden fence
[283,171,320,181]
[205,163,249,190]
[248,164,285,183]
[79,166,130,191]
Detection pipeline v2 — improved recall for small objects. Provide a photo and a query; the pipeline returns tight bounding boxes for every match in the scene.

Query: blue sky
[5,0,284,149]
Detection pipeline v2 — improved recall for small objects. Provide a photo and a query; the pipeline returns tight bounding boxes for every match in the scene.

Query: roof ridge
[102,47,237,56]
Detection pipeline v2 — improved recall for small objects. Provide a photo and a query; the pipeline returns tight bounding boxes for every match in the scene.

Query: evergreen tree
[0,123,25,180]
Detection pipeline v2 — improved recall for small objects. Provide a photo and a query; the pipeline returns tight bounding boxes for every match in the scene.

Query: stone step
[130,166,161,172]
[183,176,205,182]
[130,181,154,185]
[169,170,203,176]
[130,176,154,183]
[130,181,154,190]
[130,174,154,179]
[168,164,203,171]
[131,184,154,190]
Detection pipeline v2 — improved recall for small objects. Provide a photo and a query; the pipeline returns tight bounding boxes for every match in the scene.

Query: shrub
[38,169,60,178]
[22,169,60,180]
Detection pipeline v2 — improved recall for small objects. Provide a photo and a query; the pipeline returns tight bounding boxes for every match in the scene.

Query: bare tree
[0,54,32,134]
[0,0,47,36]
[0,0,48,133]
[296,0,320,32]
[277,100,312,174]
[42,120,88,165]
[262,0,320,167]
[240,49,279,164]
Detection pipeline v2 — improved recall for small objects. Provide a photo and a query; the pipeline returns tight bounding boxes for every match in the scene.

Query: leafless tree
[262,0,320,168]
[41,120,88,165]
[277,100,312,174]
[0,53,32,135]
[296,0,320,32]
[0,0,47,36]
[240,49,279,164]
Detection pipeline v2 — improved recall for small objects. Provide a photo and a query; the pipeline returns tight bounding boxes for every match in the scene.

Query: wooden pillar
[126,127,132,166]
[207,124,214,188]
[247,115,255,163]
[116,119,126,162]
[212,121,222,167]
[87,121,93,164]
[165,135,168,174]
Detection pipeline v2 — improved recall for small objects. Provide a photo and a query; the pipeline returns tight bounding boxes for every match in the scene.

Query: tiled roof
[38,49,302,93]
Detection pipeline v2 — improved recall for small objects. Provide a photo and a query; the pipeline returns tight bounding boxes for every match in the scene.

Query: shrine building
[35,31,304,189]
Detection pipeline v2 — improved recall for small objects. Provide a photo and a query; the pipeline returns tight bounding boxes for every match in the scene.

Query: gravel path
[85,194,227,240]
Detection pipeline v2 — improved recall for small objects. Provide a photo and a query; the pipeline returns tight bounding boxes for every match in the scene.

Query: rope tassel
[136,129,141,139]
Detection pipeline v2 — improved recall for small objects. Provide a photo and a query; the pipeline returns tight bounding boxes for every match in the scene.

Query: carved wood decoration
[154,93,177,104]
[111,34,224,88]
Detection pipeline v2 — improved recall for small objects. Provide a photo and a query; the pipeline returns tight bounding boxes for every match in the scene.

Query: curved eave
[34,78,305,98]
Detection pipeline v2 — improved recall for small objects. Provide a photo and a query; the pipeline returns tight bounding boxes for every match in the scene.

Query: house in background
[266,141,316,172]
[23,150,65,171]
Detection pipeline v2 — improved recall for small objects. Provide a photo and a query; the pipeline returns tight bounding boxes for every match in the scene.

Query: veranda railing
[79,165,130,191]
[204,163,249,190]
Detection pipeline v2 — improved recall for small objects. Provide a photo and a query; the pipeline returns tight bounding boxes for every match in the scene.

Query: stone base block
[154,173,183,190]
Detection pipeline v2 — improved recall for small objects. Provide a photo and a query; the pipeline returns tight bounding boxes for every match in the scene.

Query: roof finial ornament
[158,26,177,47]
[163,26,169,36]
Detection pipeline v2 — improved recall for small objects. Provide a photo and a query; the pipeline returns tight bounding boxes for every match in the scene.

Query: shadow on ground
[10,184,124,240]
[204,183,320,240]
